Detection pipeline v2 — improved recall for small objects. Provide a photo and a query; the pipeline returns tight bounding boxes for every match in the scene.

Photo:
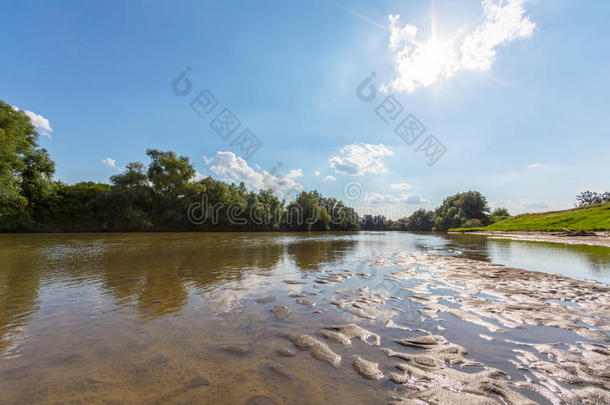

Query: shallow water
[0,232,608,404]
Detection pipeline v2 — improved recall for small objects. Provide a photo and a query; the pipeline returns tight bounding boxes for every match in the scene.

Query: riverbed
[0,232,608,404]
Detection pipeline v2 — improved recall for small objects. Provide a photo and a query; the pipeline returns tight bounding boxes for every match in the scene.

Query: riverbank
[449,230,610,247]
[451,203,610,234]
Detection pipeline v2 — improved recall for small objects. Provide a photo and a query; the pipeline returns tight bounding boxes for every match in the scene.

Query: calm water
[0,232,609,404]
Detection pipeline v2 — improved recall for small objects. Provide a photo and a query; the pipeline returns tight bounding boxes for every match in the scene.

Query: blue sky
[2,0,609,216]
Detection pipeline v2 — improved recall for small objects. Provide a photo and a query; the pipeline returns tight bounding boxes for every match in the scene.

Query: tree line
[576,191,610,207]
[2,100,506,232]
[361,192,510,231]
[1,101,363,232]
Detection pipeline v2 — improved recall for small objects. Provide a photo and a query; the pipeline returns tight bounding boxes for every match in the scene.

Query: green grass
[450,203,610,232]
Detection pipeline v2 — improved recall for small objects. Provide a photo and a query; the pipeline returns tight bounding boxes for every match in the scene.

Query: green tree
[489,207,510,225]
[576,191,610,207]
[286,191,331,231]
[361,214,388,230]
[320,197,360,231]
[405,209,435,231]
[110,162,148,188]
[0,101,55,230]
[108,162,153,230]
[248,189,284,230]
[491,207,510,217]
[434,191,489,231]
[42,182,112,231]
[146,149,196,222]
[146,149,195,198]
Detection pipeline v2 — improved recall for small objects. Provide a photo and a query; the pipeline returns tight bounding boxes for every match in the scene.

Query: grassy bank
[450,203,610,232]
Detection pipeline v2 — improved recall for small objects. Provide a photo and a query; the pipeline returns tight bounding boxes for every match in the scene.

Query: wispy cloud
[323,175,336,182]
[522,200,550,210]
[527,162,546,169]
[204,151,303,200]
[385,0,535,92]
[329,143,394,176]
[390,182,412,191]
[365,192,428,205]
[285,169,303,179]
[314,171,321,176]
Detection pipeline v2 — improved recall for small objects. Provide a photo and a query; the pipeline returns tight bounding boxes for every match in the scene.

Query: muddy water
[0,232,608,404]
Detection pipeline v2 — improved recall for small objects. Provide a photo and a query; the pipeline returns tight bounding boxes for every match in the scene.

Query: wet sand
[384,253,609,403]
[267,252,610,404]
[451,230,610,247]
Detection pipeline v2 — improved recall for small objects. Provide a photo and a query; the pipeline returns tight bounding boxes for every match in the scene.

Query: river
[1,232,609,404]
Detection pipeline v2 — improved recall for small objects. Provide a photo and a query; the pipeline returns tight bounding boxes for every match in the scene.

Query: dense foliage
[433,191,491,231]
[1,100,511,232]
[0,101,55,230]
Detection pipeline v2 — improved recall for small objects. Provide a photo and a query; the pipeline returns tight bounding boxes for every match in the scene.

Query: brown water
[0,232,609,404]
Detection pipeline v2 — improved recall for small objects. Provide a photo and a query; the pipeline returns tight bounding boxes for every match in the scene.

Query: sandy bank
[450,230,610,247]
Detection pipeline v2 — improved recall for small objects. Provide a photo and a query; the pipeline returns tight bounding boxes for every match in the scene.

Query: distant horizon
[3,0,609,216]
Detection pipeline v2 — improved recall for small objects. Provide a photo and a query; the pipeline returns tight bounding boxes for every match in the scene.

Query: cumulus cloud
[329,143,394,176]
[386,0,535,92]
[365,192,428,205]
[102,157,119,170]
[323,175,336,182]
[314,171,321,176]
[204,151,303,200]
[11,105,53,138]
[390,183,413,191]
[461,0,536,71]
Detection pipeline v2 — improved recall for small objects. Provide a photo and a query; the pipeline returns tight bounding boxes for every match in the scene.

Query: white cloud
[390,182,413,191]
[385,16,459,93]
[314,171,321,176]
[192,171,207,182]
[11,105,53,138]
[461,0,536,71]
[285,169,303,179]
[323,175,336,182]
[102,157,119,170]
[386,0,535,92]
[527,162,545,169]
[389,16,418,50]
[204,151,303,200]
[329,143,394,176]
[365,192,428,205]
